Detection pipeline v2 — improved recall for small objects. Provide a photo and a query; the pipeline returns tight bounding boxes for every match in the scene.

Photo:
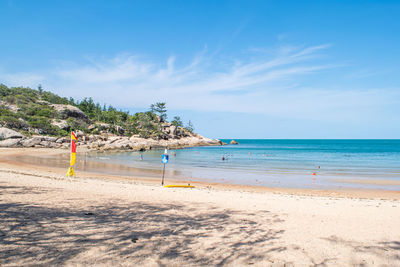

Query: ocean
[89,139,400,190]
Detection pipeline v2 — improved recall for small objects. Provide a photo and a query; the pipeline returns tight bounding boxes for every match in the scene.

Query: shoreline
[1,147,399,200]
[1,147,400,266]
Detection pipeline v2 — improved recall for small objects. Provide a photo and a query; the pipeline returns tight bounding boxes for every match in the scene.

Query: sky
[0,0,399,139]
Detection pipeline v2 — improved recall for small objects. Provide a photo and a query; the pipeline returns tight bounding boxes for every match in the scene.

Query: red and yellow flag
[70,131,77,166]
[66,131,77,177]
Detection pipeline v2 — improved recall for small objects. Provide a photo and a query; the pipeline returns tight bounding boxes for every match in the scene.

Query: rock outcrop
[50,104,89,121]
[230,140,239,145]
[83,134,223,151]
[0,127,23,140]
[0,126,223,151]
[51,119,69,130]
[0,101,19,112]
[0,138,21,147]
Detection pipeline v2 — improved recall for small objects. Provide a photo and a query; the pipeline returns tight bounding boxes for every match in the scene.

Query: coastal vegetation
[0,84,194,139]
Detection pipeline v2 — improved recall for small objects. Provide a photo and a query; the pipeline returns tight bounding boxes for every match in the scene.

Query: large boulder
[115,125,125,135]
[39,141,52,148]
[98,123,110,130]
[88,124,96,131]
[51,119,69,130]
[56,137,69,143]
[0,138,21,147]
[0,127,23,140]
[21,137,43,147]
[42,136,58,142]
[170,125,177,136]
[50,104,89,121]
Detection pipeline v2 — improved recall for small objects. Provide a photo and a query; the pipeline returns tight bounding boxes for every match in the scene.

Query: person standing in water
[140,154,143,160]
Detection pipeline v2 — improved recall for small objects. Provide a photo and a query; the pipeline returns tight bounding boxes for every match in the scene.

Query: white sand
[1,164,400,266]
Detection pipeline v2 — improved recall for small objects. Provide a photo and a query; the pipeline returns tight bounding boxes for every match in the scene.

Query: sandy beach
[1,148,400,266]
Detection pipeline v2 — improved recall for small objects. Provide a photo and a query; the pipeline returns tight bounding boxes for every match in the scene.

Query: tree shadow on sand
[0,184,287,266]
[321,236,400,266]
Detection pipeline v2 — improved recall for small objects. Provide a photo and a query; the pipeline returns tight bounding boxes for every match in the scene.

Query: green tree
[38,84,43,95]
[150,102,167,121]
[149,104,155,113]
[185,120,194,133]
[171,116,183,127]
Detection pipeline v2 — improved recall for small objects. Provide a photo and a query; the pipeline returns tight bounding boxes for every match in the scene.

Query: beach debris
[131,237,138,243]
[84,212,94,216]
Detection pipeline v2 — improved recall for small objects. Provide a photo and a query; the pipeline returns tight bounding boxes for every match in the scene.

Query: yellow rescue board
[164,185,195,188]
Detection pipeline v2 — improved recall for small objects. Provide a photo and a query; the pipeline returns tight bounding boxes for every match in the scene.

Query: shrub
[66,117,89,132]
[0,84,11,97]
[41,91,69,104]
[0,115,27,129]
[18,103,55,118]
[27,116,63,136]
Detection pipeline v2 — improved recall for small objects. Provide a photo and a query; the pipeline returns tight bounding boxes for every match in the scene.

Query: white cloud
[1,44,399,124]
[0,72,45,88]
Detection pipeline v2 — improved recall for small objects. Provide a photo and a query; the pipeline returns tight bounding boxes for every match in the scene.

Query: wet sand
[0,148,400,266]
[1,147,400,200]
[333,178,400,186]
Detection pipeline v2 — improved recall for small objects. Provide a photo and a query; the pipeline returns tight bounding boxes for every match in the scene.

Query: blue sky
[1,0,399,138]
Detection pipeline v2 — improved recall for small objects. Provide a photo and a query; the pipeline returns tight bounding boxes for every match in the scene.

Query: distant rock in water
[230,140,239,145]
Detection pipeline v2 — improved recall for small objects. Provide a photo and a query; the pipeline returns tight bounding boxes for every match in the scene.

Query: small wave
[97,157,110,160]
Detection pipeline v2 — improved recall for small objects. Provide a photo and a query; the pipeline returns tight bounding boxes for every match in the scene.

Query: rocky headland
[0,85,224,151]
[0,125,223,152]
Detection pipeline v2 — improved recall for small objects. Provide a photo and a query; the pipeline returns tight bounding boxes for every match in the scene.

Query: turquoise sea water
[90,139,400,190]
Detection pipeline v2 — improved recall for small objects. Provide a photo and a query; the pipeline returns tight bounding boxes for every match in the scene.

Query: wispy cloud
[0,71,45,87]
[1,44,399,123]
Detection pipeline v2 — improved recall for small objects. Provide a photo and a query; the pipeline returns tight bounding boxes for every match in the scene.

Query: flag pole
[161,146,168,186]
[161,163,166,185]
